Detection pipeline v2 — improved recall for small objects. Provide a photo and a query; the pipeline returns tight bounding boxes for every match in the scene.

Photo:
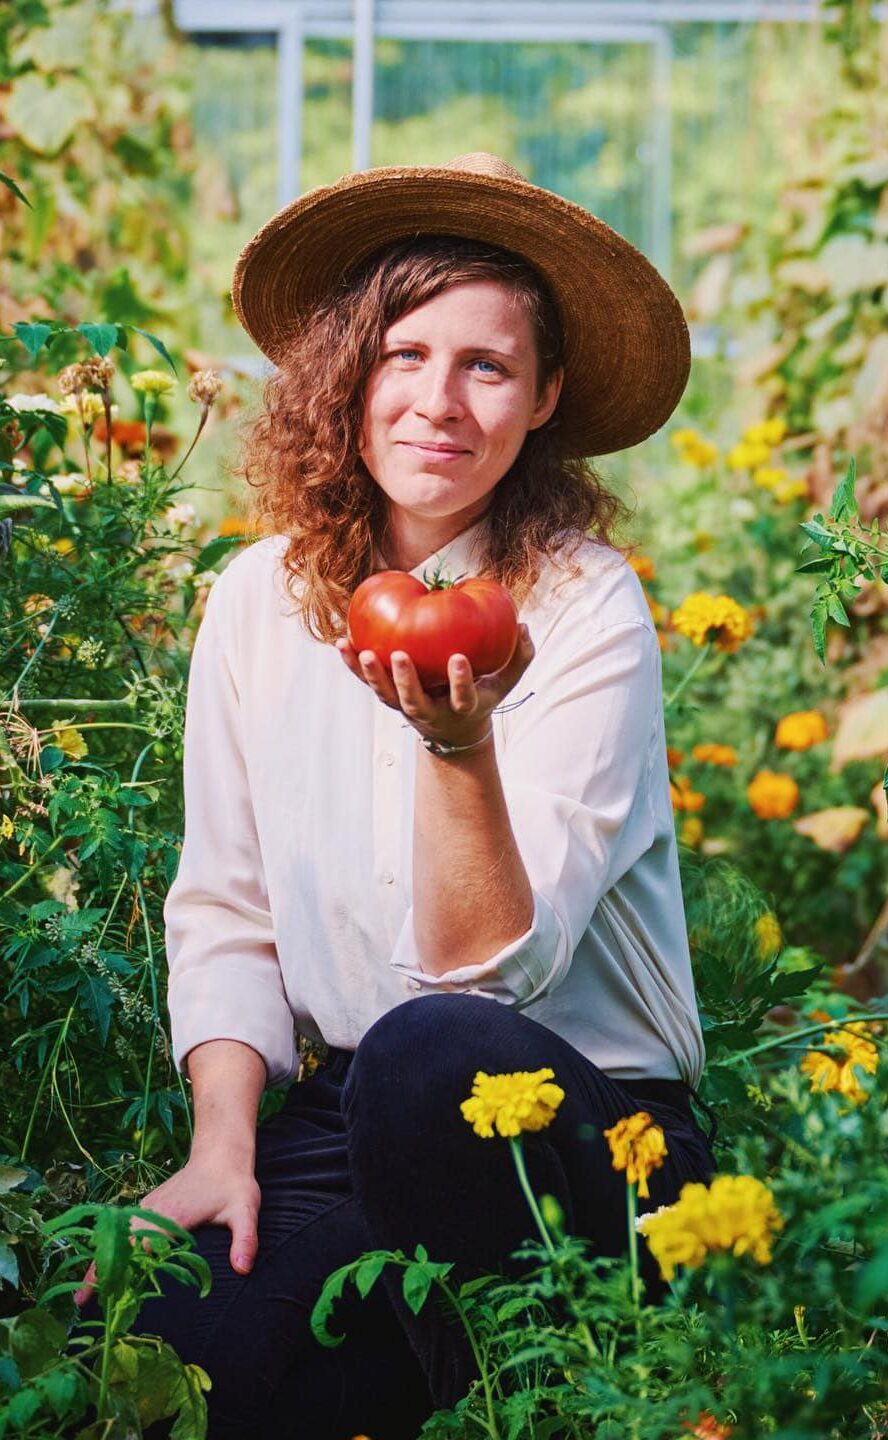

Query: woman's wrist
[416,723,494,758]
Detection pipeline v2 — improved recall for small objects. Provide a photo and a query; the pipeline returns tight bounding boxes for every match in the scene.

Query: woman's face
[358,278,563,527]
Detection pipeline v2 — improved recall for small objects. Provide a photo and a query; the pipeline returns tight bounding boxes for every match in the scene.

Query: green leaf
[795,556,835,574]
[6,73,95,156]
[129,327,177,376]
[354,1253,388,1299]
[826,594,850,627]
[0,1240,19,1289]
[193,534,250,572]
[8,1308,66,1381]
[0,1166,27,1195]
[799,519,836,551]
[810,603,827,664]
[829,456,858,523]
[402,1262,435,1316]
[0,171,31,207]
[77,323,119,358]
[309,1262,354,1348]
[93,1207,134,1302]
[12,322,52,359]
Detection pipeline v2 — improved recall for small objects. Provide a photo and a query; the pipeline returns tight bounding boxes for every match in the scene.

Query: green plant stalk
[664,640,714,710]
[10,607,62,695]
[0,832,65,903]
[167,408,208,482]
[135,876,158,1163]
[12,697,135,709]
[725,1014,888,1065]
[20,1006,75,1161]
[626,1181,642,1345]
[508,1136,556,1256]
[436,1274,502,1440]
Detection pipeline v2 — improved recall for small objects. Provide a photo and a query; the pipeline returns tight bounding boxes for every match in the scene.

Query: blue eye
[472,359,501,374]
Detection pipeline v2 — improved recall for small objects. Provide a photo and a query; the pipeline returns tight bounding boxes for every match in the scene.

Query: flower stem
[168,409,207,482]
[508,1136,556,1255]
[436,1276,502,1440]
[665,640,713,710]
[626,1181,642,1343]
[724,1014,888,1065]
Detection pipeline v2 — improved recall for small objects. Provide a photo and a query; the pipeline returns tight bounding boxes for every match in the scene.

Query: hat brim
[231,166,690,458]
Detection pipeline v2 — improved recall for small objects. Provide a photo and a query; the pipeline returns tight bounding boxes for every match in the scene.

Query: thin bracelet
[416,724,495,758]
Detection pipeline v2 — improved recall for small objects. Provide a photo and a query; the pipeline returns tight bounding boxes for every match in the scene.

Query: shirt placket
[372,703,405,946]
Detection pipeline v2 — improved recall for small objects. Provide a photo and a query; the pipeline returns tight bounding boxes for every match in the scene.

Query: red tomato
[347,570,519,688]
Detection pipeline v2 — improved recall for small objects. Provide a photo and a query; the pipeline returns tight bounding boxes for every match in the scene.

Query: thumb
[229,1205,259,1276]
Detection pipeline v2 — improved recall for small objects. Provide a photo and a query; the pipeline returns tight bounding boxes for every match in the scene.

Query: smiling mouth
[401,442,470,455]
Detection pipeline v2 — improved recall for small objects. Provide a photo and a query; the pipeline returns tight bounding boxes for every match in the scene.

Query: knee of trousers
[345,992,547,1122]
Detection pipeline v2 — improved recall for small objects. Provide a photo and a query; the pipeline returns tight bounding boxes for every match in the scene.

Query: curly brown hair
[232,235,636,644]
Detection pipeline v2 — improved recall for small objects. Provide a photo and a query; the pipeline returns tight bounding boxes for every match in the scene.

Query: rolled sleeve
[163,576,298,1089]
[388,609,659,1007]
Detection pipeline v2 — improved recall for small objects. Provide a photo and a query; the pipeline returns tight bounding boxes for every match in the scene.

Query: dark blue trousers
[93,994,716,1439]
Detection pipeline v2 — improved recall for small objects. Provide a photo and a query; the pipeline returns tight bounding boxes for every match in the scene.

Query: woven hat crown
[231,151,692,457]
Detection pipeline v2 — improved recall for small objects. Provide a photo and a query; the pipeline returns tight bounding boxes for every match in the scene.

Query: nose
[414,361,465,425]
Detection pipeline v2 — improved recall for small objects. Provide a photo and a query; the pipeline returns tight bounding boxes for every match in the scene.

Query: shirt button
[380,869,394,885]
[381,751,395,766]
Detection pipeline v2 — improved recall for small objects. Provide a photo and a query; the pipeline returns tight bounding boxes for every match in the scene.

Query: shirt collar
[373,513,491,583]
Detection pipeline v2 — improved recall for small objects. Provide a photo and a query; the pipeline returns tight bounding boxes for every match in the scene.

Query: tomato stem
[421,558,467,591]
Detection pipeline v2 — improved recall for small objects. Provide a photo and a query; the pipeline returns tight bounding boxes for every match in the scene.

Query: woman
[77,153,715,1440]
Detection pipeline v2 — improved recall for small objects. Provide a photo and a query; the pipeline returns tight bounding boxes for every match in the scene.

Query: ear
[527,367,564,432]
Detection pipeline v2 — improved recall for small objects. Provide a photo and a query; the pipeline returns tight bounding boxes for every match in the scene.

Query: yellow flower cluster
[460,1068,565,1138]
[670,775,706,814]
[752,465,787,490]
[130,369,177,396]
[47,724,89,761]
[746,769,799,820]
[775,710,828,750]
[671,593,754,654]
[800,1020,879,1106]
[692,743,738,767]
[636,1174,784,1281]
[59,393,105,425]
[0,815,14,840]
[727,418,788,472]
[671,428,719,468]
[680,816,705,848]
[603,1111,668,1198]
[754,911,783,960]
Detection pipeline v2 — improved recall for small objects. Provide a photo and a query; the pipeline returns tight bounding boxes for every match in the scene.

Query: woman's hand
[336,623,535,748]
[73,1148,261,1308]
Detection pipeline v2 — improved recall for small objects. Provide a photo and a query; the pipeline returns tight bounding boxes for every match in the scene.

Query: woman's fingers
[73,1261,97,1309]
[71,1209,182,1308]
[228,1200,260,1275]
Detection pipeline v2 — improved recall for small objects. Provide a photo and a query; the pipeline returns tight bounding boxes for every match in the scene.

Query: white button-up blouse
[164,516,707,1091]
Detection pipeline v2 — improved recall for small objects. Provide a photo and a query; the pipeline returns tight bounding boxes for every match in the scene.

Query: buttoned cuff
[388,889,565,1006]
[167,961,299,1089]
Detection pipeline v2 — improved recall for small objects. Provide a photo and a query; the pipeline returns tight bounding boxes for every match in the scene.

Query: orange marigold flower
[683,1413,733,1439]
[747,770,799,820]
[775,710,828,750]
[666,746,684,769]
[628,553,656,582]
[692,743,738,767]
[671,775,706,813]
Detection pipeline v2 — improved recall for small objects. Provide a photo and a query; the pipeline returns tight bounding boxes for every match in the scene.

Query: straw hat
[231,152,691,458]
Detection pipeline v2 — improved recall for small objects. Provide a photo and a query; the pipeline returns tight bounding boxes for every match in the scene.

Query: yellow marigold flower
[752,466,787,490]
[746,769,799,820]
[692,743,738,767]
[775,710,828,750]
[51,538,76,556]
[666,746,684,769]
[603,1111,668,1199]
[130,369,177,396]
[744,418,787,447]
[773,477,809,505]
[460,1068,565,1139]
[727,440,772,471]
[671,592,753,654]
[0,815,14,840]
[754,911,782,960]
[59,392,105,425]
[693,531,714,552]
[636,1174,784,1281]
[627,553,656,582]
[670,427,718,463]
[47,724,88,761]
[218,514,257,538]
[801,1021,879,1106]
[680,817,705,849]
